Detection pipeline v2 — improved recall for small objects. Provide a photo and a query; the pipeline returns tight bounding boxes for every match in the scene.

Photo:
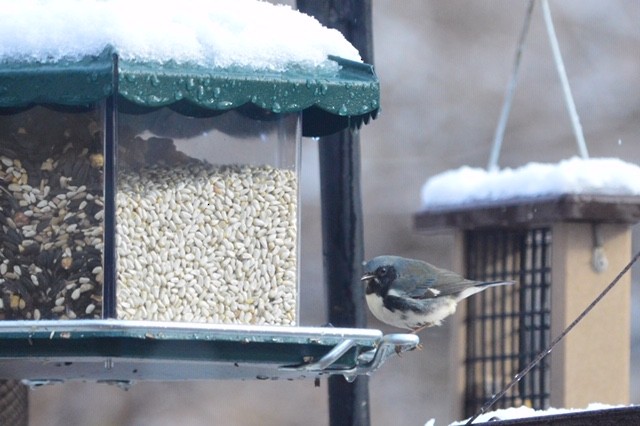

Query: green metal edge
[0,50,379,136]
[0,49,114,108]
[0,321,380,368]
[117,56,379,137]
[118,56,379,115]
[1,336,358,366]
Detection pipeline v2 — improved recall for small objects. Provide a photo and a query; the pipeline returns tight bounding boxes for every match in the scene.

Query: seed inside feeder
[115,162,298,325]
[114,108,300,326]
[0,107,105,320]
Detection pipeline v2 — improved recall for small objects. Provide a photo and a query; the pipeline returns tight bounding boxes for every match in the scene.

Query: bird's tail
[456,280,516,301]
[477,280,516,288]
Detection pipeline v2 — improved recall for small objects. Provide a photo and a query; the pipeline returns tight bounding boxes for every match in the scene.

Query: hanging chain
[487,0,535,171]
[488,0,590,171]
[541,0,589,159]
[465,249,640,425]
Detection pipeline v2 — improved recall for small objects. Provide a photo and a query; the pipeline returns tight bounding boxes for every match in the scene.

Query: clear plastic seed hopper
[0,18,418,383]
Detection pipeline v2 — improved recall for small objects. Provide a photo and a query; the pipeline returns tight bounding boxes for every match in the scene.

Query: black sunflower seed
[1,107,104,320]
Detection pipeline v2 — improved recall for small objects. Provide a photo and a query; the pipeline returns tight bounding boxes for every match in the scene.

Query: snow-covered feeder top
[416,158,640,229]
[0,0,379,325]
[0,0,379,137]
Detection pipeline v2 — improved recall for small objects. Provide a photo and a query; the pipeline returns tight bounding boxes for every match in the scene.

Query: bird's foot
[410,323,431,335]
[395,342,423,355]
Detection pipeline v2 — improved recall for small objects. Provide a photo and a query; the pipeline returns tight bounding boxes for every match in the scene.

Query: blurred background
[29,1,640,425]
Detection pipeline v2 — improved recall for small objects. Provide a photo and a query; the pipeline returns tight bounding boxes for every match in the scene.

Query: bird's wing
[402,265,477,299]
[393,274,439,299]
[423,267,513,298]
[429,272,479,297]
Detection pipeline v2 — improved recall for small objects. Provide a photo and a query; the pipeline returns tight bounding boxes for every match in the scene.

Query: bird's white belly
[365,293,457,330]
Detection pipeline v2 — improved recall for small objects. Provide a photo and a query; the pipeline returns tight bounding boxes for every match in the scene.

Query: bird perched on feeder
[361,255,515,333]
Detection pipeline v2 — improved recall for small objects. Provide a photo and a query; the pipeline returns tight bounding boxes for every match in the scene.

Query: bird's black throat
[364,265,397,297]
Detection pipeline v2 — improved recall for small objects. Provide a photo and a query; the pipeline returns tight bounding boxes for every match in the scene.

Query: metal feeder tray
[0,320,419,386]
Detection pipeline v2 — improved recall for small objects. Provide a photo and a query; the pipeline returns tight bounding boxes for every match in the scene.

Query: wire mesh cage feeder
[417,197,640,417]
[0,46,417,385]
[415,0,640,419]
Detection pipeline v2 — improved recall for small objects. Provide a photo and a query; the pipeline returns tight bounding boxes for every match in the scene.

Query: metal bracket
[280,333,420,381]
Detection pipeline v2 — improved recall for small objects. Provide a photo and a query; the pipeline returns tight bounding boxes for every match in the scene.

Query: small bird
[361,255,515,333]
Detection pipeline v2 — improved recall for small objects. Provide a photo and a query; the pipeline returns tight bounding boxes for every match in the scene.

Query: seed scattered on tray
[116,162,297,325]
[0,108,104,320]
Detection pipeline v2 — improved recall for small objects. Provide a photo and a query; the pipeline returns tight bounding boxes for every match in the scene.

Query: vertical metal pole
[319,130,369,426]
[103,53,118,318]
[296,2,373,426]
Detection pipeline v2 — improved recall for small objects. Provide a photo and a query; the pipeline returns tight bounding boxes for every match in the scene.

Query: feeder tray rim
[0,320,419,382]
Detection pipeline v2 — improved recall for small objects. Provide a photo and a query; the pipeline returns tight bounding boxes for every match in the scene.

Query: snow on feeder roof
[416,157,640,229]
[420,157,640,210]
[0,0,379,136]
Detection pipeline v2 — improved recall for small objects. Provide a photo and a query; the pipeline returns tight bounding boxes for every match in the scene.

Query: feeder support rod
[541,0,589,159]
[296,1,373,426]
[488,0,535,171]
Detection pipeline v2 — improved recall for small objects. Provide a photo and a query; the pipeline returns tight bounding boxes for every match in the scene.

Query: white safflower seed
[116,163,297,326]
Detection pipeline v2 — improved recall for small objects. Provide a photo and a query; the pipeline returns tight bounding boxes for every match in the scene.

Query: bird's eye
[377,266,387,276]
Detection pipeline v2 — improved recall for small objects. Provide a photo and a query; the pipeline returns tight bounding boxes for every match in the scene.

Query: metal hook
[591,223,608,273]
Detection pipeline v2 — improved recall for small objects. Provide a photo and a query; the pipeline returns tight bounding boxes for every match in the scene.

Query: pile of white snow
[0,0,361,71]
[424,403,629,425]
[421,157,640,210]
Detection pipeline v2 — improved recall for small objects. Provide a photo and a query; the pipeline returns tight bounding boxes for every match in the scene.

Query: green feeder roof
[0,48,379,137]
